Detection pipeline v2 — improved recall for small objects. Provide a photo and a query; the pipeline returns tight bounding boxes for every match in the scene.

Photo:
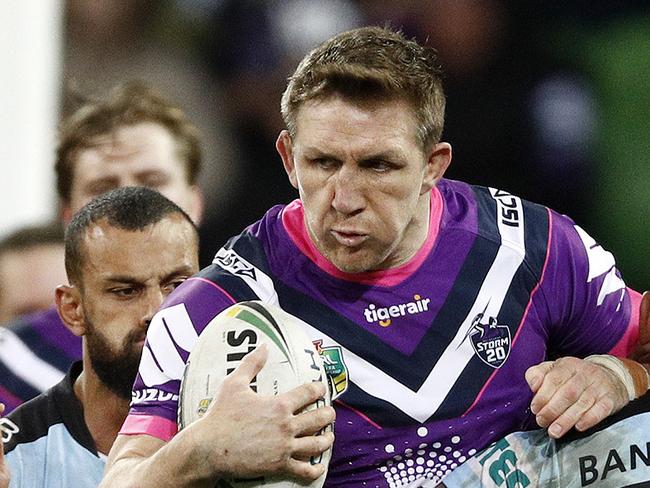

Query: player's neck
[73,365,131,455]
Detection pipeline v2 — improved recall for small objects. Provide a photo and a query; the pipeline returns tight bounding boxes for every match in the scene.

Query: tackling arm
[525,291,650,439]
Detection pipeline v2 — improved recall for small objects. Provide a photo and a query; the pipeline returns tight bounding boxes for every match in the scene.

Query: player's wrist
[173,422,225,482]
[584,354,650,401]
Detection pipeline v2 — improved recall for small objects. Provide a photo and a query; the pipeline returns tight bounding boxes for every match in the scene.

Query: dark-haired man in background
[0,81,205,413]
[0,187,199,487]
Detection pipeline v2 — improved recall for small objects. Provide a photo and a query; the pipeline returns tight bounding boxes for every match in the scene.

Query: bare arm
[100,346,335,488]
[525,356,629,439]
[525,292,650,439]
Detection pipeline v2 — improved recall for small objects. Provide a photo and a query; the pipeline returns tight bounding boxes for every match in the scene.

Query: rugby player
[101,27,646,487]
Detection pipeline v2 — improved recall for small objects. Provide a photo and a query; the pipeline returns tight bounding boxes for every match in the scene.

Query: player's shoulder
[438,179,551,266]
[3,370,70,455]
[164,213,286,309]
[3,389,53,454]
[4,362,94,456]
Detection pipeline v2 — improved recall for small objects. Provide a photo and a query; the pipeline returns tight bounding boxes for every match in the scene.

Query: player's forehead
[293,96,421,152]
[79,218,195,281]
[73,123,185,179]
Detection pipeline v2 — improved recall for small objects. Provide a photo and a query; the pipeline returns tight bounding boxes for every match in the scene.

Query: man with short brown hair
[0,81,204,413]
[56,81,203,224]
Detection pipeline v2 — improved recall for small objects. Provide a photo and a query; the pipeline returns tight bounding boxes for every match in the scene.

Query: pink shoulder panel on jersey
[119,413,178,442]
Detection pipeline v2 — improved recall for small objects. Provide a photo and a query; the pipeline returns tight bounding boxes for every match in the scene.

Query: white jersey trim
[0,329,64,392]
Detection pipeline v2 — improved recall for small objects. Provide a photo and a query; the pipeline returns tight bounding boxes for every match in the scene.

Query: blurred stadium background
[2,0,649,289]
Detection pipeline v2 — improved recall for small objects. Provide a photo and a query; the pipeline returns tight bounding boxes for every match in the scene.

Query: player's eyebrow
[103,265,196,285]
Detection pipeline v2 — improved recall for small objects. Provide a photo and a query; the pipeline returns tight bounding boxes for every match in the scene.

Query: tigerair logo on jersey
[468,312,512,368]
[363,294,431,327]
[314,340,348,399]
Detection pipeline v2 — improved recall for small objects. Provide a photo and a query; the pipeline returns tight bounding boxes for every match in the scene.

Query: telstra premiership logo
[363,294,431,327]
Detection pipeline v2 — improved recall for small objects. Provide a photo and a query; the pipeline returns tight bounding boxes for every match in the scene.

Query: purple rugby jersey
[124,179,638,487]
[0,307,81,413]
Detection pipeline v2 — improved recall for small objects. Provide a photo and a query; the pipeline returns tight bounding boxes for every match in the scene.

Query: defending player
[101,27,646,487]
[0,188,199,487]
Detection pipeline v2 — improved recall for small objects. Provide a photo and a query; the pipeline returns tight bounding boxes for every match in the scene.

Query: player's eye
[139,172,170,189]
[310,158,338,170]
[110,287,138,298]
[363,159,394,173]
[163,278,188,295]
[86,179,118,197]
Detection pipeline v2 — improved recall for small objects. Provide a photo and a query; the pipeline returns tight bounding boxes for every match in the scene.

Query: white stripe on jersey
[574,225,617,281]
[140,304,198,388]
[412,188,526,418]
[0,328,64,391]
[574,225,625,305]
[597,267,626,307]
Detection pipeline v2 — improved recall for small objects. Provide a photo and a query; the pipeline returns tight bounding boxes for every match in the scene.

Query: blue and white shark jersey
[123,179,638,487]
[2,362,105,488]
[442,391,650,488]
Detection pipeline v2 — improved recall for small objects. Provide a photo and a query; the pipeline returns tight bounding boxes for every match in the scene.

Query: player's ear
[55,284,87,337]
[185,185,204,226]
[277,130,298,189]
[421,142,452,194]
[60,202,74,226]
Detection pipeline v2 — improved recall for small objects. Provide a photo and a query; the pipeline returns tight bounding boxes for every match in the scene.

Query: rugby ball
[178,300,332,488]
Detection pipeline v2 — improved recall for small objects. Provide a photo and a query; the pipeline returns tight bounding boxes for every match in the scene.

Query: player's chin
[329,249,379,274]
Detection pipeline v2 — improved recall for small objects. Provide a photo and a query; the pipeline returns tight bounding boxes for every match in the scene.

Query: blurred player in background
[0,222,65,323]
[0,82,204,413]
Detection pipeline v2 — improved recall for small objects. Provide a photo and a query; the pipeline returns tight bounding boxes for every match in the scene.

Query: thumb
[229,343,268,385]
[525,361,554,393]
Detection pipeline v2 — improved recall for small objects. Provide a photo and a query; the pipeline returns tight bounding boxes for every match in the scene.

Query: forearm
[100,430,219,488]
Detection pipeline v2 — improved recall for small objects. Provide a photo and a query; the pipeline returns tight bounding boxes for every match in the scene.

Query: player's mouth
[331,229,368,247]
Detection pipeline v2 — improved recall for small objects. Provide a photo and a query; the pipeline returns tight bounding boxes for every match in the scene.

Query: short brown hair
[55,81,202,203]
[281,26,446,149]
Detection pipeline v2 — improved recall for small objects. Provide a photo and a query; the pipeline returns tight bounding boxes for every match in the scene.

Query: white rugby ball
[178,300,332,488]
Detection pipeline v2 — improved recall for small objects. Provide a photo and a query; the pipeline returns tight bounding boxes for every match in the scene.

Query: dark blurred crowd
[62,0,649,288]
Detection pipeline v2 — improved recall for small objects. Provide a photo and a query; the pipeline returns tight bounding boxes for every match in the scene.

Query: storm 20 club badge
[468,312,512,368]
